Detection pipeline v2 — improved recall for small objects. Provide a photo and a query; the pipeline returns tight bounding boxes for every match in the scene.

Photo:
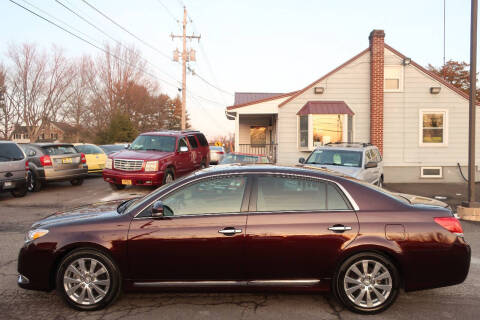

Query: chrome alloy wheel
[343,259,392,308]
[63,258,111,305]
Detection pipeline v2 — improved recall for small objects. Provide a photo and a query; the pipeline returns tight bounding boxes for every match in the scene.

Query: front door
[128,175,251,281]
[245,175,359,280]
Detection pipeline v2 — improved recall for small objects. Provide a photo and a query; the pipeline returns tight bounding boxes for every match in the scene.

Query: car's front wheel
[333,252,399,314]
[70,178,84,186]
[56,249,121,311]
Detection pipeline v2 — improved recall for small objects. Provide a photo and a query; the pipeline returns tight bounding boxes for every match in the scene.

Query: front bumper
[17,242,56,291]
[103,168,164,186]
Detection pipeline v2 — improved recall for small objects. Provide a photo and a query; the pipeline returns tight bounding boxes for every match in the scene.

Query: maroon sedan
[17,165,470,314]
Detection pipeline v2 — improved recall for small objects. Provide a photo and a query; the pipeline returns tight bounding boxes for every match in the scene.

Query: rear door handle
[328,225,352,232]
[218,227,242,236]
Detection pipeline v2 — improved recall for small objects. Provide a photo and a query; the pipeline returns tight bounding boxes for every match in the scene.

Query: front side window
[178,138,188,151]
[256,176,350,212]
[313,114,343,146]
[162,176,247,216]
[129,135,176,152]
[420,110,447,146]
[305,149,362,168]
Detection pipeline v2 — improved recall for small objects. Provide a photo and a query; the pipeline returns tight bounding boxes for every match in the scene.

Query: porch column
[235,114,240,152]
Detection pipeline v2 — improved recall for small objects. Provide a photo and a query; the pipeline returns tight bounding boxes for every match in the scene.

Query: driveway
[0,177,479,319]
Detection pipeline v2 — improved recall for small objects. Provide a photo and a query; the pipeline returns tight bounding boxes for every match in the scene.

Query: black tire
[377,176,384,188]
[56,249,122,311]
[109,183,126,190]
[333,252,400,314]
[27,170,42,192]
[11,185,27,198]
[70,178,84,186]
[162,168,174,185]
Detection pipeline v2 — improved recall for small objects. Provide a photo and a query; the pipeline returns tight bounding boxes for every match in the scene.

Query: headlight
[105,158,113,169]
[144,161,159,172]
[25,229,49,243]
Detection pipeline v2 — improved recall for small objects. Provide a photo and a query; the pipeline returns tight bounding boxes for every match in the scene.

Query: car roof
[228,152,266,157]
[140,130,202,137]
[27,143,74,147]
[314,142,376,152]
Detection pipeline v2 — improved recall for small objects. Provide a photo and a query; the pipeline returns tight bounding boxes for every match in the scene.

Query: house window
[420,110,447,146]
[312,114,343,146]
[421,167,443,178]
[250,127,266,146]
[299,116,308,147]
[384,65,403,92]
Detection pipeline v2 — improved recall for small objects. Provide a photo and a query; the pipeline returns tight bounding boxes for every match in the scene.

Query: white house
[226,29,480,183]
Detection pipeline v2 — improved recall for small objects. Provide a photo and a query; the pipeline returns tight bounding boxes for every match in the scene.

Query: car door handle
[218,227,242,235]
[328,225,352,232]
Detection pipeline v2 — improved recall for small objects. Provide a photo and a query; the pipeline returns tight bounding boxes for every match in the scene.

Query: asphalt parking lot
[0,176,479,320]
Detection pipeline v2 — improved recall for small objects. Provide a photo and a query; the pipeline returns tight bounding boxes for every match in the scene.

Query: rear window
[75,144,104,154]
[0,143,24,162]
[41,145,77,155]
[187,136,198,149]
[195,133,209,147]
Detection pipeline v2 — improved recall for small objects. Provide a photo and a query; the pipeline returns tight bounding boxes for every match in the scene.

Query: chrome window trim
[133,171,360,219]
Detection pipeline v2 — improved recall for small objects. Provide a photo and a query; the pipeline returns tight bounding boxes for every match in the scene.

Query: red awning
[296,101,355,116]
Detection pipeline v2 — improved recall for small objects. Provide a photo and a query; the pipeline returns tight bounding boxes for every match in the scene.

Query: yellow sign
[215,141,223,147]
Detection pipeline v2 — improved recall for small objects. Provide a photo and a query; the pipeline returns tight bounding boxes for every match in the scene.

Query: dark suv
[102,130,210,189]
[0,141,28,197]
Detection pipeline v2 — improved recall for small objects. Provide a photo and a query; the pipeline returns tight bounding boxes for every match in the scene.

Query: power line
[156,0,179,24]
[81,0,171,61]
[190,67,233,96]
[55,0,181,86]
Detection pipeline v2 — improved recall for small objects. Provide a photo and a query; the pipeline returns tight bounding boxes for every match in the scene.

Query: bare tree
[7,43,74,142]
[0,64,20,140]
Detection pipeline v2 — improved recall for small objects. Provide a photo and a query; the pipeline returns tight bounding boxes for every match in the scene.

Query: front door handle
[218,227,242,236]
[328,225,352,232]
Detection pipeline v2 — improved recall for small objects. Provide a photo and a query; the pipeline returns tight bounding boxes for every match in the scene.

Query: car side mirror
[151,201,164,217]
[298,157,305,164]
[179,146,188,152]
[365,161,378,169]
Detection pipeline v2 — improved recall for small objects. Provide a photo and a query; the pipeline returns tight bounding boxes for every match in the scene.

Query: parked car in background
[0,141,28,197]
[299,142,384,187]
[99,144,127,155]
[18,165,470,313]
[102,130,210,189]
[219,152,270,164]
[209,146,225,164]
[20,143,88,192]
[74,143,107,174]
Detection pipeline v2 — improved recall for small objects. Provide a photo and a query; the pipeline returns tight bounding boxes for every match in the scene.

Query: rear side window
[41,145,77,155]
[187,136,198,149]
[256,176,350,211]
[0,143,24,162]
[195,133,209,147]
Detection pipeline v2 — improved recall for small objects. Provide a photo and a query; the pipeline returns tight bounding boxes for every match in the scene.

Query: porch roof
[296,101,355,116]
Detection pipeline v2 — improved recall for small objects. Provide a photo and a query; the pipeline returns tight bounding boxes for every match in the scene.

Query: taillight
[434,217,464,236]
[80,153,86,164]
[216,151,224,154]
[39,155,52,167]
[25,160,29,170]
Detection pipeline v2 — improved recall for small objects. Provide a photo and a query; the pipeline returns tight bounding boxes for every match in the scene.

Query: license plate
[62,158,72,164]
[3,181,13,188]
[121,179,132,185]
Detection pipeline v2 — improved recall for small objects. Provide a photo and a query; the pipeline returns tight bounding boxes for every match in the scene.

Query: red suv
[102,130,210,189]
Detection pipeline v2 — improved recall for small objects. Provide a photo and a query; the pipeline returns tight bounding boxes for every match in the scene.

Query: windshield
[0,143,24,162]
[129,135,176,152]
[220,154,267,164]
[306,149,362,167]
[75,144,104,154]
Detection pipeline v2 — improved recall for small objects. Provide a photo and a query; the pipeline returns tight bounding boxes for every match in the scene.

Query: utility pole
[171,6,200,130]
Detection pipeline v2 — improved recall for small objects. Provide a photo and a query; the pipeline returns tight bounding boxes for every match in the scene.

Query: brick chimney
[369,29,385,154]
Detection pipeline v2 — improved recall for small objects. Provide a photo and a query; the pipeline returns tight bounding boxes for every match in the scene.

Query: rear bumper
[103,168,164,186]
[37,166,88,182]
[0,177,27,192]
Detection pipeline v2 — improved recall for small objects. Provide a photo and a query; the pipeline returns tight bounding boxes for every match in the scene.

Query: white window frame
[420,166,443,178]
[384,65,404,92]
[419,109,448,147]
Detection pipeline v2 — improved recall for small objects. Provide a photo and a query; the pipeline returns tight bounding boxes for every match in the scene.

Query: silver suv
[0,141,28,197]
[299,142,384,187]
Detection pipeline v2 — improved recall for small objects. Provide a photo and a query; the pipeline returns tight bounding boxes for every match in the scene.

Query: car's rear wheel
[109,183,126,190]
[333,252,399,314]
[27,170,42,192]
[163,169,174,184]
[70,178,84,186]
[56,249,121,311]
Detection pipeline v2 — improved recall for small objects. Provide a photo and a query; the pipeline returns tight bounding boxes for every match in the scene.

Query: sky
[0,0,476,139]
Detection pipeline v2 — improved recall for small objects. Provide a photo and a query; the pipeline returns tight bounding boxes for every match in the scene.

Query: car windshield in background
[41,145,77,155]
[306,149,362,167]
[75,144,104,154]
[210,146,224,151]
[0,143,24,162]
[220,154,266,164]
[129,135,176,152]
[100,145,125,154]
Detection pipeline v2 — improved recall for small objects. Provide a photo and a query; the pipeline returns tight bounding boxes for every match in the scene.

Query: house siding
[277,51,371,165]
